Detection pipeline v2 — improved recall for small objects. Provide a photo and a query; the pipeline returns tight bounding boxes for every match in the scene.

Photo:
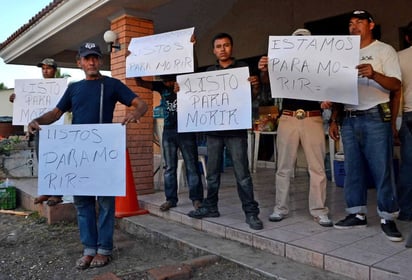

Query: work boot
[159,201,176,212]
[188,206,220,219]
[246,215,263,230]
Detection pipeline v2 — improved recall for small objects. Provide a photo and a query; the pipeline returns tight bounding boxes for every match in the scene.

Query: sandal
[75,255,94,270]
[46,196,63,206]
[34,195,50,204]
[89,254,112,268]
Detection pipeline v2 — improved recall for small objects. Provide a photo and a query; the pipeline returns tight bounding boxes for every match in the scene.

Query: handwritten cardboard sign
[126,27,195,78]
[177,67,252,132]
[38,124,126,196]
[13,78,67,125]
[267,35,360,105]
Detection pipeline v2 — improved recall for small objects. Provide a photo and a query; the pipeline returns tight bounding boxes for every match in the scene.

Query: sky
[0,0,100,89]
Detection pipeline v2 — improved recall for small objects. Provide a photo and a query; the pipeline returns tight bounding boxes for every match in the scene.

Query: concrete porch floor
[142,161,412,280]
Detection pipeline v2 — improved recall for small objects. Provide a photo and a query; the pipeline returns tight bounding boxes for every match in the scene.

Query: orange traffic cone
[115,149,149,218]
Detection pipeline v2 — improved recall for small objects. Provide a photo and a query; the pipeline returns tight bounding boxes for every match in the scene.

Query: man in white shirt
[329,10,403,242]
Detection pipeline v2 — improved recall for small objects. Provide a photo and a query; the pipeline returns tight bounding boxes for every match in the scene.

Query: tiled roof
[0,0,64,50]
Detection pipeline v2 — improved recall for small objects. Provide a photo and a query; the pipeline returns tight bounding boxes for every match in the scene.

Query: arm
[135,77,155,90]
[258,56,270,84]
[328,103,344,141]
[191,33,199,72]
[357,64,401,91]
[9,93,15,103]
[174,82,180,93]
[122,96,148,125]
[246,56,269,97]
[248,75,261,97]
[27,107,64,134]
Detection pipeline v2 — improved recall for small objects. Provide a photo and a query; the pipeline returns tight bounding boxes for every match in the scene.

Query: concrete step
[12,178,76,224]
[117,214,351,280]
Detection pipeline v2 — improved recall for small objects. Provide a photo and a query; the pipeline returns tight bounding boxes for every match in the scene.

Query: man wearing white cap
[291,28,311,36]
[258,28,333,227]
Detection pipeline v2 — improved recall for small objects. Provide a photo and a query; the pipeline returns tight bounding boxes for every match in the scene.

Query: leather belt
[282,109,322,120]
[345,106,379,118]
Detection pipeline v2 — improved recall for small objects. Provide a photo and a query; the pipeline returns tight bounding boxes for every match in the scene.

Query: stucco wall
[0,89,13,117]
[192,0,410,67]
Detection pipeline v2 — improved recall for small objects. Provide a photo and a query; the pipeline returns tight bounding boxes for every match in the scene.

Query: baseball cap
[37,58,57,68]
[350,10,374,22]
[78,42,102,57]
[292,28,311,36]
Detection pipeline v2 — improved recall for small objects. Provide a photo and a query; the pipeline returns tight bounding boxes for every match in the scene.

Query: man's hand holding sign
[176,67,252,133]
[126,27,195,78]
[267,35,360,105]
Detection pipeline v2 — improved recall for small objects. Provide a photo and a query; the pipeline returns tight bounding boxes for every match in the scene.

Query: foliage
[0,137,21,156]
[55,68,71,78]
[0,82,8,90]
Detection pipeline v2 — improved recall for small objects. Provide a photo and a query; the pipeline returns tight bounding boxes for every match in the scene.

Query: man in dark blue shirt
[28,42,148,269]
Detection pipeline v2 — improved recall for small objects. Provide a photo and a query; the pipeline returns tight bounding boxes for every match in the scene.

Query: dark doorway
[305,12,381,39]
[399,24,411,50]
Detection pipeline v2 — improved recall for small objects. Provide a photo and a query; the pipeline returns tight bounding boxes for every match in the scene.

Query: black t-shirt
[205,59,249,138]
[152,81,177,129]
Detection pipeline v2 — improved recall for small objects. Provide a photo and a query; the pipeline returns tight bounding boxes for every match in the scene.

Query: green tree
[0,82,8,90]
[55,68,71,78]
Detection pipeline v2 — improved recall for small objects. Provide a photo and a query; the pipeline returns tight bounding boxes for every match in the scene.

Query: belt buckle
[295,109,306,120]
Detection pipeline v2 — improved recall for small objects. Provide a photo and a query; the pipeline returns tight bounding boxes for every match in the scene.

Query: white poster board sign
[177,67,252,132]
[126,27,195,78]
[267,35,360,105]
[13,78,67,125]
[38,123,126,196]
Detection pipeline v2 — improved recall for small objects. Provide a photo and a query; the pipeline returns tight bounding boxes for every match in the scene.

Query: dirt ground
[0,211,271,280]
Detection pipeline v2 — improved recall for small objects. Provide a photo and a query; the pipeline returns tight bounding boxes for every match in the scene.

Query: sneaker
[192,200,202,210]
[268,212,285,222]
[315,214,333,227]
[159,201,176,212]
[334,214,367,229]
[188,207,220,219]
[246,215,263,230]
[381,219,403,242]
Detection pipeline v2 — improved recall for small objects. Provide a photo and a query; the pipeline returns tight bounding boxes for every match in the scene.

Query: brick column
[109,15,154,194]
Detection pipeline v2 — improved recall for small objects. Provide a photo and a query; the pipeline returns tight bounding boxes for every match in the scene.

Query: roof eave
[0,0,111,64]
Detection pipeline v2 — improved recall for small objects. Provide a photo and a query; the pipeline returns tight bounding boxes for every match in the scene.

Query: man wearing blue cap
[28,42,148,269]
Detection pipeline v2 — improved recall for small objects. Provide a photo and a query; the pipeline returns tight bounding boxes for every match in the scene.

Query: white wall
[0,89,13,117]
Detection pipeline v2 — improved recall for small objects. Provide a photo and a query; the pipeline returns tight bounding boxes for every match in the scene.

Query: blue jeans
[73,196,115,256]
[341,108,398,220]
[162,128,204,204]
[204,135,259,216]
[398,113,412,220]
